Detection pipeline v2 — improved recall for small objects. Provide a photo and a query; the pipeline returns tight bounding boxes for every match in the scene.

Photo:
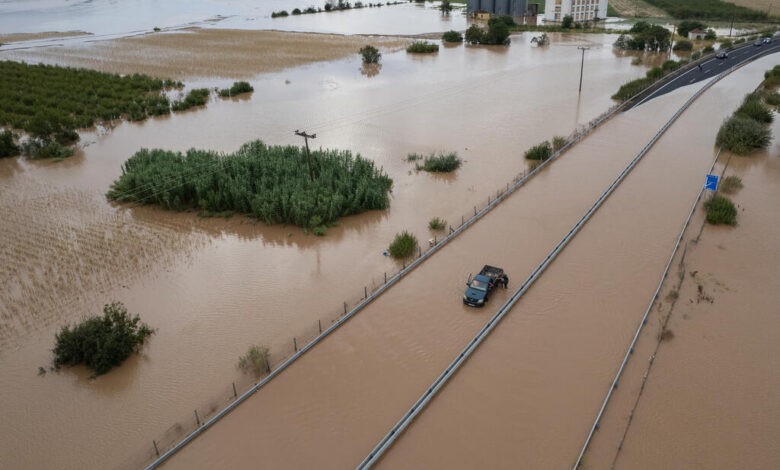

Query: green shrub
[763,65,780,88]
[0,129,20,158]
[465,25,484,44]
[765,92,780,107]
[439,0,453,12]
[561,15,574,29]
[734,94,773,124]
[21,138,74,160]
[661,59,681,72]
[107,140,393,232]
[524,141,552,161]
[428,217,446,230]
[52,302,154,376]
[720,175,743,194]
[691,50,702,60]
[704,194,737,226]
[219,81,254,97]
[704,29,716,40]
[719,39,732,49]
[388,231,418,258]
[442,30,463,43]
[359,45,381,64]
[677,20,707,38]
[531,33,550,46]
[612,77,652,101]
[552,136,567,151]
[292,8,302,14]
[406,153,422,161]
[702,45,715,53]
[734,37,745,44]
[484,19,510,45]
[171,88,210,111]
[407,41,439,53]
[271,10,289,17]
[238,344,269,376]
[716,116,771,155]
[672,39,693,51]
[416,152,461,172]
[646,66,664,80]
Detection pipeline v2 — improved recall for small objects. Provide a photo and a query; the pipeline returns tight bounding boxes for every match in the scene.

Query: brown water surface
[0,34,659,469]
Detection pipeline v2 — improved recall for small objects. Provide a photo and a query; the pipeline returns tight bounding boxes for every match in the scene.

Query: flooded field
[583,100,780,467]
[158,72,705,468]
[0,32,655,469]
[374,58,778,470]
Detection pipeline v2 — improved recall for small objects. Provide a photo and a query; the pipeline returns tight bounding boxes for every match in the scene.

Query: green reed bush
[704,194,737,226]
[172,88,210,111]
[734,94,773,124]
[107,140,392,233]
[219,81,254,97]
[407,41,439,53]
[428,217,446,230]
[715,116,771,155]
[524,141,552,161]
[388,231,418,258]
[442,30,463,43]
[416,152,461,172]
[0,130,20,158]
[238,344,270,376]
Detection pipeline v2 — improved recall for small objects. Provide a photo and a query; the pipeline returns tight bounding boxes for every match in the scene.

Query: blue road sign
[705,174,718,191]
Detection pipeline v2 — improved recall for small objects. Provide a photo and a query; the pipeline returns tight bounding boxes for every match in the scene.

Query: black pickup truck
[463,265,509,307]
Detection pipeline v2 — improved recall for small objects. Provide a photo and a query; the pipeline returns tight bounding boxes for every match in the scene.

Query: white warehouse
[544,0,608,22]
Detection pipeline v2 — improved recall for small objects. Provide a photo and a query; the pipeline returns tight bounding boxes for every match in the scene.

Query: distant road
[627,39,780,110]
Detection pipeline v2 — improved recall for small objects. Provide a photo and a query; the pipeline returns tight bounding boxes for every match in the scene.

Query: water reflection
[360,63,382,78]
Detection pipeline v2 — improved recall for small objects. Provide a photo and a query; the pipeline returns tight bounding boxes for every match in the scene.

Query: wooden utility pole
[294,130,316,182]
[729,12,735,38]
[577,46,590,93]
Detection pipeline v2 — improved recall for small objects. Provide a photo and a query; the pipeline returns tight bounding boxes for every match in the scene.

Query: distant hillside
[642,0,769,20]
[609,0,669,17]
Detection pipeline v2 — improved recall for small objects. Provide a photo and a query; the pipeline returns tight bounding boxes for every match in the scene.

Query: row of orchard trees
[107,140,393,234]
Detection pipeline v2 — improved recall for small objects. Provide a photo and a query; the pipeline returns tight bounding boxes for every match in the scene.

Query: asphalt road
[628,39,780,110]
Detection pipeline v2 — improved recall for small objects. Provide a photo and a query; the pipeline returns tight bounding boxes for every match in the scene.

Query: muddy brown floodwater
[158,60,724,468]
[583,99,780,468]
[0,33,671,469]
[372,57,779,470]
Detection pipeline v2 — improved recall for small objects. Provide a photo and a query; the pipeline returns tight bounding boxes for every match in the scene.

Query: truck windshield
[470,279,487,291]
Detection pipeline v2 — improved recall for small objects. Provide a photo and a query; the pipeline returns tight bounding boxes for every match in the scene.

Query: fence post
[319,319,322,333]
[364,286,368,298]
[344,302,347,314]
[233,382,237,398]
[507,182,509,192]
[488,195,491,204]
[462,215,464,226]
[434,235,437,244]
[294,337,298,352]
[153,440,159,457]
[418,247,421,257]
[474,206,477,216]
[384,272,387,283]
[194,409,200,427]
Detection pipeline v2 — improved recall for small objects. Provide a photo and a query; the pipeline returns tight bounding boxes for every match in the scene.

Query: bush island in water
[107,140,392,234]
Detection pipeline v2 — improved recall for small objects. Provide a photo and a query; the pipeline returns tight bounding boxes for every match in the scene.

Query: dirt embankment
[0,31,91,43]
[0,28,407,79]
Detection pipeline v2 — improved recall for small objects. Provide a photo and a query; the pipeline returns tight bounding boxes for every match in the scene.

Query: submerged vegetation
[360,45,381,64]
[611,57,691,102]
[465,18,511,45]
[716,92,773,155]
[428,217,446,230]
[614,22,671,52]
[442,30,463,43]
[524,141,552,161]
[52,302,154,376]
[238,344,270,376]
[0,60,182,152]
[704,194,737,226]
[406,41,439,53]
[388,231,418,259]
[0,130,20,158]
[414,152,461,172]
[641,0,768,20]
[107,140,392,234]
[219,81,254,98]
[720,175,743,194]
[171,88,210,111]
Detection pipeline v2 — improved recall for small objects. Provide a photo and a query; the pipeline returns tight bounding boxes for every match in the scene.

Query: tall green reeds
[107,140,393,234]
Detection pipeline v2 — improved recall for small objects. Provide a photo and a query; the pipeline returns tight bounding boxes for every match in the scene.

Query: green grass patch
[218,81,254,98]
[524,141,552,161]
[52,302,154,377]
[642,0,768,21]
[704,194,737,226]
[719,175,743,194]
[388,231,418,258]
[415,152,461,172]
[765,91,780,107]
[428,217,446,230]
[407,41,439,53]
[107,140,392,233]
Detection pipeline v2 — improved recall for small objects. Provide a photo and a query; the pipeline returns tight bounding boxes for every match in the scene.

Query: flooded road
[158,73,700,468]
[372,57,778,470]
[0,34,652,469]
[583,98,780,468]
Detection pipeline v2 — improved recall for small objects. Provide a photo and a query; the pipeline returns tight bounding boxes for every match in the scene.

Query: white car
[763,37,771,44]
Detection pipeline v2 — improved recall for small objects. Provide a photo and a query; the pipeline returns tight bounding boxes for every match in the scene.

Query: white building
[544,0,608,22]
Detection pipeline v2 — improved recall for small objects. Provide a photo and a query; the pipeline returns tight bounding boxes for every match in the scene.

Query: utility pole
[670,24,677,54]
[294,130,316,182]
[729,12,735,38]
[577,46,590,93]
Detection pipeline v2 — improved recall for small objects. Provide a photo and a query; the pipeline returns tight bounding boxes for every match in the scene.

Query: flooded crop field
[0,28,658,469]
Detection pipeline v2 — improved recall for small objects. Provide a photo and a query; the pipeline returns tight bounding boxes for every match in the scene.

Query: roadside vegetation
[524,141,552,161]
[428,217,446,230]
[51,302,154,377]
[414,152,461,172]
[716,92,773,155]
[704,194,737,225]
[359,45,381,64]
[763,65,780,89]
[720,175,743,194]
[611,55,692,102]
[218,81,254,98]
[0,60,183,158]
[406,41,439,53]
[388,231,418,259]
[107,140,392,234]
[238,344,270,376]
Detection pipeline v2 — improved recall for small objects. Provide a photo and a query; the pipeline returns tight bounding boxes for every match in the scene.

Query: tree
[0,130,20,158]
[484,19,510,45]
[629,21,651,34]
[677,20,706,38]
[439,0,452,12]
[561,15,574,29]
[531,33,549,46]
[465,24,485,44]
[704,29,717,40]
[442,30,463,42]
[359,45,381,64]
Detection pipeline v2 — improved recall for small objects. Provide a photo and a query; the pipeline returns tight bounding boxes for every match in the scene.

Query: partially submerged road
[626,38,780,110]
